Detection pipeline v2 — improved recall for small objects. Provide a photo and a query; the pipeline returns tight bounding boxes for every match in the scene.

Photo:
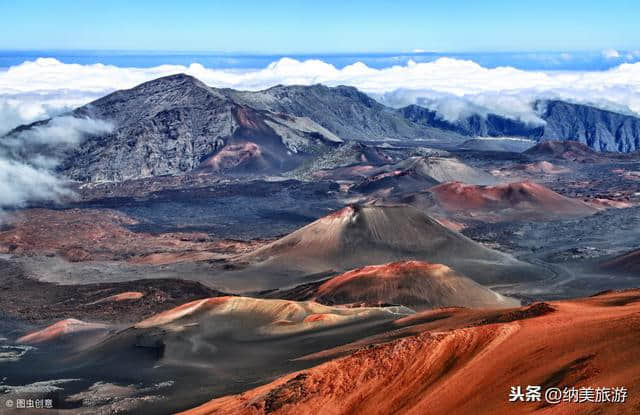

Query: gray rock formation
[228,84,464,142]
[400,104,543,138]
[538,100,640,152]
[5,75,463,183]
[61,74,347,182]
[401,100,640,153]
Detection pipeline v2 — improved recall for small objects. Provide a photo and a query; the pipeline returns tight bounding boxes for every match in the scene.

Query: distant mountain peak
[121,72,212,94]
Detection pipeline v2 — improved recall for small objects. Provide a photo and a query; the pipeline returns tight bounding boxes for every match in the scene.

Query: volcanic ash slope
[236,204,541,287]
[391,156,498,185]
[76,296,412,372]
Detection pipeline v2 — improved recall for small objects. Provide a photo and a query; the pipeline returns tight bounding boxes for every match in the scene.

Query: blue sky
[1,0,639,53]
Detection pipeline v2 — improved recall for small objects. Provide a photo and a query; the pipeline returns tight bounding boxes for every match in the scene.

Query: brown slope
[301,261,519,310]
[524,140,597,160]
[523,140,632,162]
[179,289,640,415]
[236,204,541,286]
[430,181,597,222]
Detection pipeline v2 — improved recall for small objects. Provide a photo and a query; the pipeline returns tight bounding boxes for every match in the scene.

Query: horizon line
[0,48,620,56]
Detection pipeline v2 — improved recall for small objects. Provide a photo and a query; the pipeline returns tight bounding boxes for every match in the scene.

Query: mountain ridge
[4,74,465,182]
[401,99,640,153]
[5,74,640,184]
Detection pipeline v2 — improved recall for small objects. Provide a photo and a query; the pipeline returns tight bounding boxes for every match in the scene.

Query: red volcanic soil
[515,161,571,174]
[134,296,232,328]
[200,142,263,171]
[130,250,234,265]
[523,140,633,163]
[85,291,145,306]
[430,181,597,221]
[601,249,640,274]
[584,198,633,209]
[434,217,465,231]
[312,261,518,309]
[180,289,640,415]
[0,208,259,263]
[17,319,108,344]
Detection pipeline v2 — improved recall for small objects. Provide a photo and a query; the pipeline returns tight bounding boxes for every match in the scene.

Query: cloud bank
[2,57,640,131]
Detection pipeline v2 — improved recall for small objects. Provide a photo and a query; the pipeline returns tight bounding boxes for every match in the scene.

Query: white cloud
[2,57,640,130]
[624,50,640,61]
[0,91,105,135]
[0,158,72,209]
[602,48,621,59]
[0,116,113,214]
[379,90,548,125]
[4,116,113,148]
[602,49,620,59]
